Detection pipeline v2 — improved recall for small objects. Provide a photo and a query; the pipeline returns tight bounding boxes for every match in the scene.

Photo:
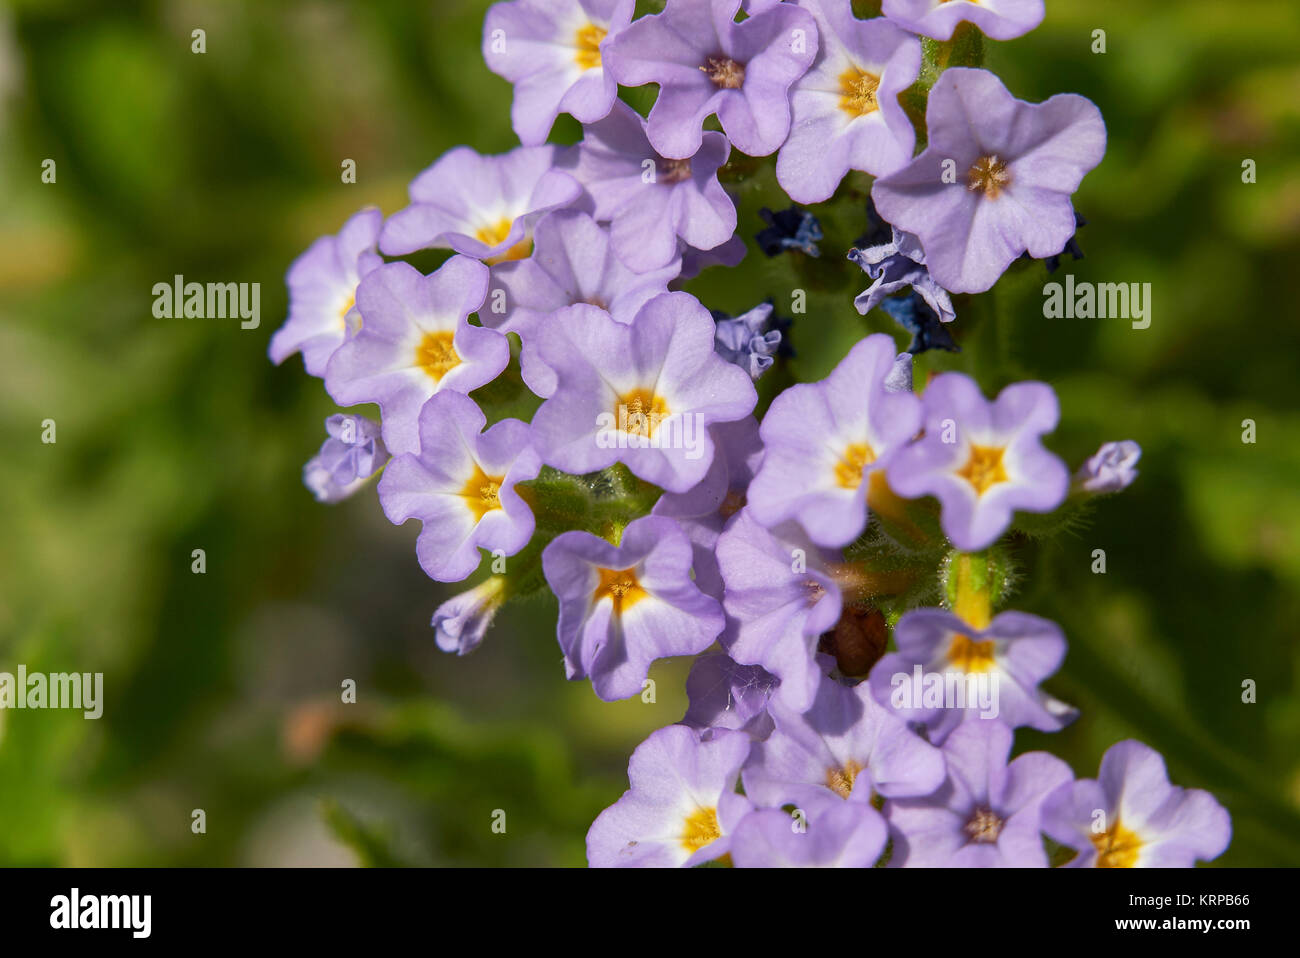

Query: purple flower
[776,1,920,203]
[541,515,725,701]
[270,207,383,377]
[882,0,1045,42]
[747,334,923,548]
[1041,740,1232,867]
[682,652,779,740]
[713,302,786,381]
[378,145,584,260]
[1074,440,1141,494]
[715,509,844,713]
[603,0,818,159]
[847,227,955,326]
[486,209,679,398]
[886,372,1069,551]
[430,577,507,656]
[482,0,635,146]
[587,724,753,867]
[742,673,945,809]
[731,802,888,868]
[303,414,390,503]
[377,391,540,583]
[324,258,508,456]
[561,101,737,273]
[884,719,1073,867]
[872,68,1105,294]
[653,415,765,599]
[529,294,757,494]
[868,607,1078,743]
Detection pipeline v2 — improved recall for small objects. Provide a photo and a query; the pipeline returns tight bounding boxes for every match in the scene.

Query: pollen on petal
[460,462,505,522]
[615,388,670,439]
[476,217,533,264]
[839,67,881,118]
[947,633,997,672]
[956,443,1008,496]
[834,442,877,489]
[574,23,606,70]
[825,759,864,799]
[966,154,1012,199]
[415,330,461,383]
[964,805,1005,844]
[701,55,745,90]
[593,565,648,615]
[1091,820,1143,867]
[680,805,722,853]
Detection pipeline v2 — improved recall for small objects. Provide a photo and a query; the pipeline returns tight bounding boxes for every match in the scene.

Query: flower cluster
[270,0,1230,868]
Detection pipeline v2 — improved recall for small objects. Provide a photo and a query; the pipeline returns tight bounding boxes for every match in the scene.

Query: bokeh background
[1,0,1298,866]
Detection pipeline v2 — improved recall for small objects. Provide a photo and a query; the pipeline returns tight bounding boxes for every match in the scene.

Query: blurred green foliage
[0,0,1297,866]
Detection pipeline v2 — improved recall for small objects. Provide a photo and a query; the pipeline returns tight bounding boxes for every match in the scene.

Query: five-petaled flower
[587,724,754,867]
[530,293,757,494]
[380,145,584,262]
[776,0,921,203]
[482,0,636,145]
[378,390,540,583]
[747,334,923,548]
[872,68,1105,294]
[604,0,819,159]
[884,719,1074,867]
[543,515,725,701]
[1041,740,1232,868]
[886,372,1070,551]
[562,101,738,273]
[325,258,509,456]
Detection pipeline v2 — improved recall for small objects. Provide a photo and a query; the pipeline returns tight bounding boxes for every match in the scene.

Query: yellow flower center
[947,633,997,672]
[1092,820,1144,868]
[680,806,722,854]
[839,67,881,117]
[967,154,1012,199]
[701,56,745,89]
[834,442,877,490]
[615,388,670,438]
[593,566,648,615]
[415,330,460,383]
[574,23,606,70]
[475,217,534,265]
[825,760,863,799]
[459,462,505,522]
[956,443,1009,496]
